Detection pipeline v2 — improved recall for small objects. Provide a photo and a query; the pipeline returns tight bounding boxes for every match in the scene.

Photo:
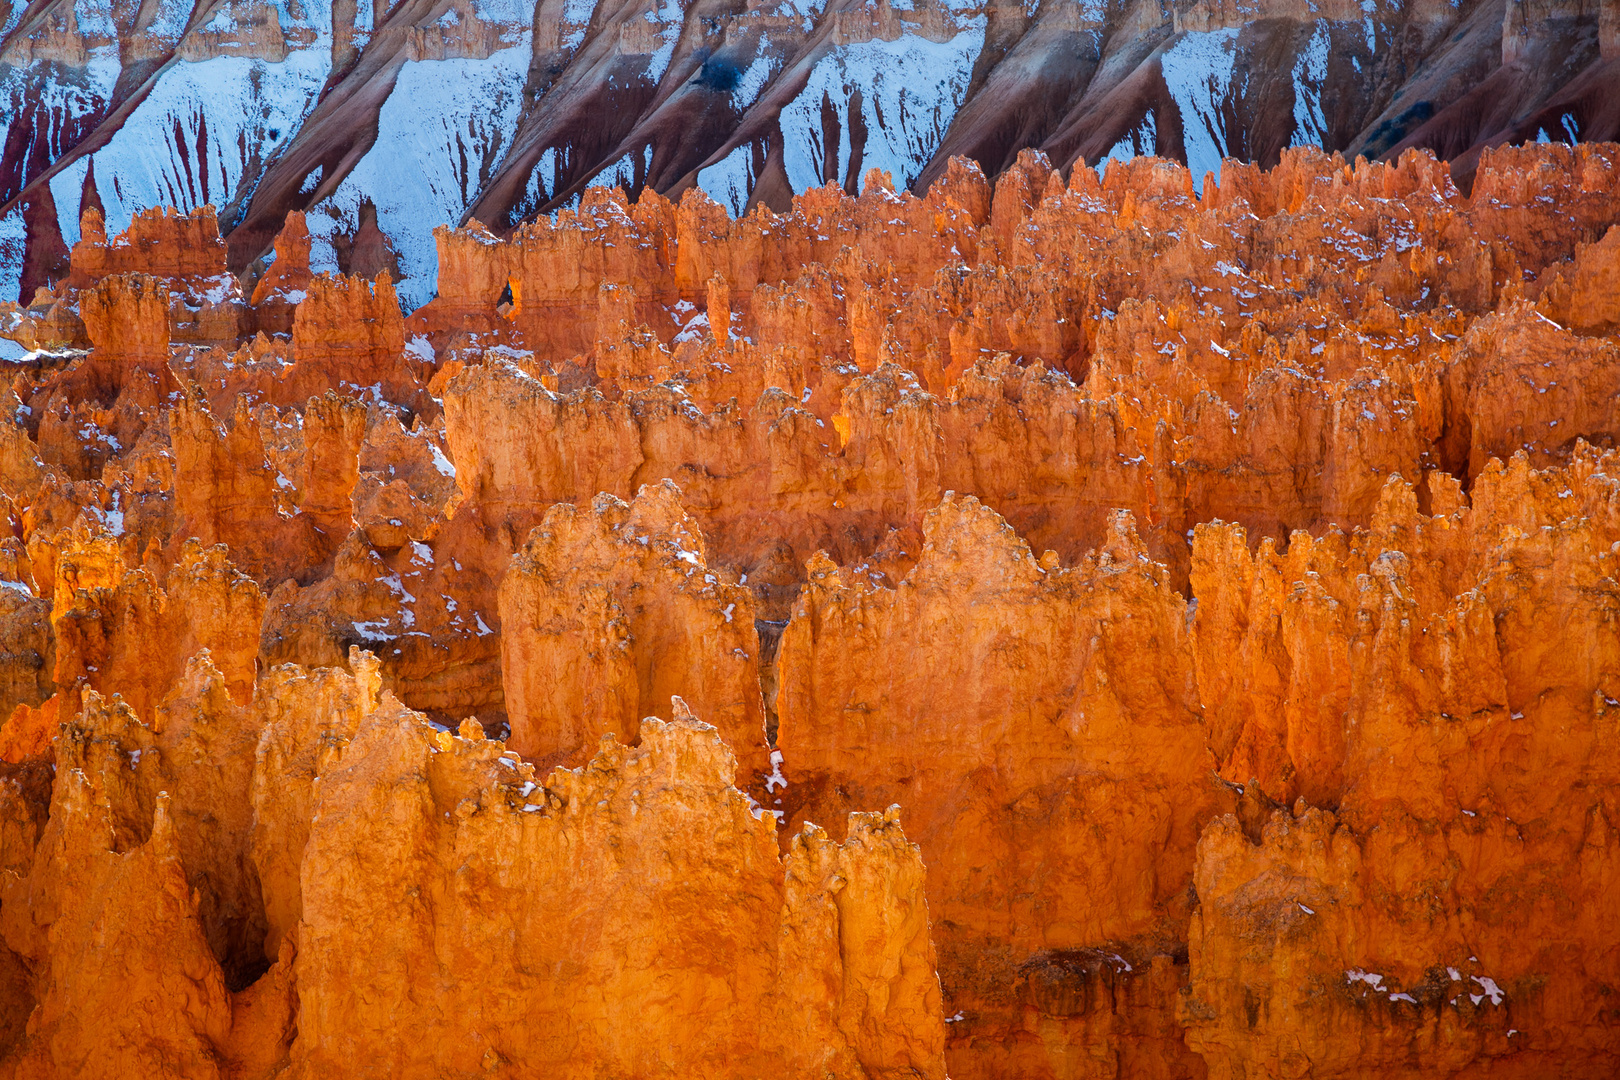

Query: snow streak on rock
[596,143,655,194]
[1290,22,1329,149]
[308,39,531,309]
[0,55,119,202]
[779,24,984,194]
[1101,109,1157,173]
[24,0,333,242]
[698,141,764,217]
[76,52,331,236]
[0,205,22,300]
[512,145,566,222]
[49,157,91,247]
[642,0,683,84]
[559,0,596,51]
[729,51,775,112]
[1160,28,1240,192]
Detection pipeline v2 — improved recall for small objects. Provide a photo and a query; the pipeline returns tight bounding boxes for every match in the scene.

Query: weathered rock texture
[0,142,1612,1078]
[3,0,1619,309]
[293,698,942,1079]
[1182,456,1620,1079]
[777,494,1229,1079]
[499,480,770,779]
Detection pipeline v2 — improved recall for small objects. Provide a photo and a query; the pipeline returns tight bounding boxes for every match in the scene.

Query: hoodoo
[3,0,1619,307]
[0,136,1614,1077]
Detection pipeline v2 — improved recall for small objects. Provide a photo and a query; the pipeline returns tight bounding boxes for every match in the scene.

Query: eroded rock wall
[5,0,1619,310]
[0,144,1610,1077]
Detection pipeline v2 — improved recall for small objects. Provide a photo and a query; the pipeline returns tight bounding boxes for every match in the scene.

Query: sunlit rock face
[0,140,1614,1077]
[2,0,1618,308]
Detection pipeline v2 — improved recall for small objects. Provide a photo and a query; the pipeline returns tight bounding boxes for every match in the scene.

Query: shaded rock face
[2,0,1619,307]
[777,495,1230,1079]
[1182,457,1620,1079]
[0,142,1613,1077]
[0,650,944,1079]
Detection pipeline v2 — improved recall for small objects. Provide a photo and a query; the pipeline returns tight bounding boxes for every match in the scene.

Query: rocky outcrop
[4,0,1620,308]
[248,212,315,339]
[78,274,170,366]
[1183,454,1620,1077]
[776,494,1229,1078]
[0,143,1612,1077]
[291,698,943,1078]
[499,481,770,782]
[0,682,292,1076]
[50,535,265,724]
[0,632,943,1076]
[168,391,327,585]
[289,274,407,389]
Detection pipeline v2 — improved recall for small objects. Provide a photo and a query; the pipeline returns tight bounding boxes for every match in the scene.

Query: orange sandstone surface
[0,142,1615,1078]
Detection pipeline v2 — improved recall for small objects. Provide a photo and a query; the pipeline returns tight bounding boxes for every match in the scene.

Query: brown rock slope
[0,142,1613,1077]
[3,0,1620,307]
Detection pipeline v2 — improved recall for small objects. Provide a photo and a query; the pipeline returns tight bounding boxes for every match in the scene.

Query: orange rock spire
[0,143,1613,1077]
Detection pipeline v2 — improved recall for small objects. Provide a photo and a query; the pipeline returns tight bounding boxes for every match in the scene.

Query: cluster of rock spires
[0,139,1615,1077]
[3,0,1619,309]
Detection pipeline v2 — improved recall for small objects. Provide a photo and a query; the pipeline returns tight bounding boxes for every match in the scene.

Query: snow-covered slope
[1,0,1616,308]
[307,35,531,308]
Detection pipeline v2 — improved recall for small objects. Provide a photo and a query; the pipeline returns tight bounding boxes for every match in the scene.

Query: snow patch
[1099,109,1156,173]
[1160,28,1240,192]
[4,50,120,255]
[779,22,985,195]
[595,143,654,192]
[472,0,533,24]
[1290,22,1329,148]
[697,141,762,219]
[73,0,118,39]
[69,47,332,239]
[353,0,374,49]
[0,208,24,304]
[1471,975,1504,1006]
[767,0,828,32]
[405,335,436,363]
[561,0,595,49]
[307,39,532,310]
[352,618,391,641]
[730,52,775,111]
[49,157,93,249]
[644,0,683,83]
[429,441,456,477]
